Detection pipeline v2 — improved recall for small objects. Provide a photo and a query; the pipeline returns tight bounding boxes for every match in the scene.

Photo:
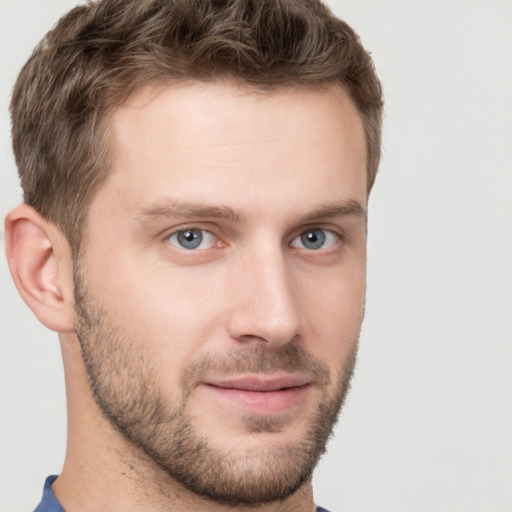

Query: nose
[226,245,305,347]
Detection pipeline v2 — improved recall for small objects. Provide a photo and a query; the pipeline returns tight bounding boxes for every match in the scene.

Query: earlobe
[4,204,75,333]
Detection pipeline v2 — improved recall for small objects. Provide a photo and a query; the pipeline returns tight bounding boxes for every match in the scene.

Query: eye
[291,228,339,251]
[167,229,216,250]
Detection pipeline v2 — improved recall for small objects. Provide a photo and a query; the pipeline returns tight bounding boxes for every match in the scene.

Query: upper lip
[204,374,313,392]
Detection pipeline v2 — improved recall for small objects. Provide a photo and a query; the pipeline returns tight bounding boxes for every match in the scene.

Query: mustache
[181,343,331,391]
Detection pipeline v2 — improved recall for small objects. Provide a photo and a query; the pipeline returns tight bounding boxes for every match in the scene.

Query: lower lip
[203,384,310,414]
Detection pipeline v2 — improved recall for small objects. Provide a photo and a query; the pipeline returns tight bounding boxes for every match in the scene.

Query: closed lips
[204,375,313,391]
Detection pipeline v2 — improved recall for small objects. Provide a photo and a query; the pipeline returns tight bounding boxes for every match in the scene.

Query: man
[4,0,383,510]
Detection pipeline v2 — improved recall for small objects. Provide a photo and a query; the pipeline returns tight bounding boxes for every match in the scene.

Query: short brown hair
[11,0,383,252]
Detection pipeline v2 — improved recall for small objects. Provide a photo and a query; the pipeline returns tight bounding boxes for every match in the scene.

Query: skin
[5,80,368,511]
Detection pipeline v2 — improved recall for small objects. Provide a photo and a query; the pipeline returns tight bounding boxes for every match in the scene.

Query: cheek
[298,263,365,362]
[84,255,228,373]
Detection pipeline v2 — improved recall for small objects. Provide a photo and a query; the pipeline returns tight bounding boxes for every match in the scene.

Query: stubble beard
[74,268,359,507]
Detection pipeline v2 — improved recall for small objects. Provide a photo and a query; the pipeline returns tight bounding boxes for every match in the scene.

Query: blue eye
[167,229,216,250]
[291,228,338,250]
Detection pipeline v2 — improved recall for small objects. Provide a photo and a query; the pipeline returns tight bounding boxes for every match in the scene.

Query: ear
[4,204,75,332]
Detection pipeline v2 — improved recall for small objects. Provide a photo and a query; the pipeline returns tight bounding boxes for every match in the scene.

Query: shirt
[34,475,333,511]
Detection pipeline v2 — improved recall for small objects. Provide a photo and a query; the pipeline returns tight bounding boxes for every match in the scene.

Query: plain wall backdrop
[1,1,511,511]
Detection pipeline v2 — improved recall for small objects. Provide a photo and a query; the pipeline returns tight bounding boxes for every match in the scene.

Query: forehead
[112,80,365,157]
[95,80,367,222]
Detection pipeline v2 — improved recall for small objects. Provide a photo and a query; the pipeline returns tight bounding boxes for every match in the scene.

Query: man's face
[75,81,368,505]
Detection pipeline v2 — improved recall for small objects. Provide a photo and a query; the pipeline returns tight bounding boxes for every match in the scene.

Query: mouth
[201,374,313,414]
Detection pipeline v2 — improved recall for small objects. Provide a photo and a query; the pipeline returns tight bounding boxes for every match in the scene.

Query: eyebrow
[136,198,366,224]
[137,200,245,222]
[298,200,367,223]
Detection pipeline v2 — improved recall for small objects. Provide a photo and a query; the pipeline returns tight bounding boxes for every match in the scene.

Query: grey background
[1,1,511,511]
